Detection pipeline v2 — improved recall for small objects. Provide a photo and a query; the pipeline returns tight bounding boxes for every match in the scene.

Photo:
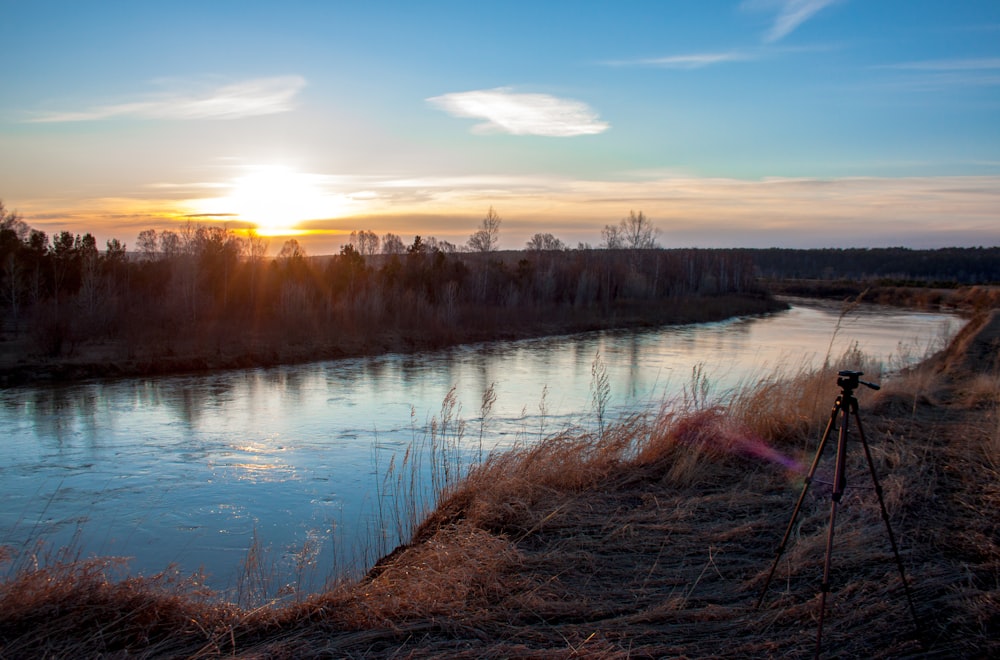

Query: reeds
[1,321,998,657]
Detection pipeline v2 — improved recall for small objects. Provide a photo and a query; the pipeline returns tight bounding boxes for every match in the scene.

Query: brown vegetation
[766,279,1000,312]
[0,219,779,385]
[2,310,997,658]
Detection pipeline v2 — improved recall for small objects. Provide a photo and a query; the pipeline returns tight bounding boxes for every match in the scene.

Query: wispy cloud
[743,0,841,43]
[873,58,1000,90]
[314,173,1000,248]
[604,52,751,69]
[26,76,307,123]
[427,88,609,137]
[15,174,1000,250]
[879,57,1000,72]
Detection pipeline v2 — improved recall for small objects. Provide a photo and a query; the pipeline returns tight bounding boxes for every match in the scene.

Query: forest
[5,197,997,382]
[746,246,1000,284]
[0,205,770,382]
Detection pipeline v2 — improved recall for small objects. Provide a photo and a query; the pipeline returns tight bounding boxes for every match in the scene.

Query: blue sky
[2,0,998,251]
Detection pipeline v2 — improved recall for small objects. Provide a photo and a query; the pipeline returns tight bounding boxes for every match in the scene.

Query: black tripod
[756,370,919,657]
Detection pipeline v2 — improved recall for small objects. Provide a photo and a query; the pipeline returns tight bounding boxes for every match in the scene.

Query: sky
[2,0,999,253]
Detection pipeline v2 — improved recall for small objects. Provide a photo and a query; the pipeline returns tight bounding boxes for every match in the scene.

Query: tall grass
[369,387,475,564]
[1,314,997,657]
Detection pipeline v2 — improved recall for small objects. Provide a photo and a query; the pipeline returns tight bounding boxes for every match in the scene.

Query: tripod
[756,370,919,657]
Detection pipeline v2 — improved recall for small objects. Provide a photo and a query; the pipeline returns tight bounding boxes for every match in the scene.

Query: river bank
[765,279,1000,312]
[1,309,996,657]
[0,292,782,386]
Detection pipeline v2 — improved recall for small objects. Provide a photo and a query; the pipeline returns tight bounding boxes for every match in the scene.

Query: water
[0,299,962,596]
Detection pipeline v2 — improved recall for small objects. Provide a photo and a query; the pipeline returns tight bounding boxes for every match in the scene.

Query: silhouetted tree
[25,230,48,304]
[159,230,181,259]
[350,230,380,256]
[0,200,29,241]
[603,210,657,250]
[467,207,501,253]
[277,238,303,260]
[423,236,459,253]
[620,210,658,249]
[526,232,565,251]
[381,232,405,255]
[136,229,158,261]
[194,226,243,308]
[246,228,269,262]
[329,244,368,298]
[407,235,428,255]
[601,224,622,249]
[0,227,25,324]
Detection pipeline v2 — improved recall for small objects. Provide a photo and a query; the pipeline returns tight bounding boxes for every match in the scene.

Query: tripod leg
[815,405,851,657]
[756,398,841,609]
[851,405,920,632]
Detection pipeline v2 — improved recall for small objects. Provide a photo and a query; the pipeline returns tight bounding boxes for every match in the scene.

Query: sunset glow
[192,166,357,237]
[1,1,998,253]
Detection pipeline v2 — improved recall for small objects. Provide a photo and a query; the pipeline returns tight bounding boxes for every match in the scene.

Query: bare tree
[602,210,658,250]
[467,207,501,253]
[381,232,405,255]
[420,236,458,253]
[350,229,380,256]
[136,229,159,261]
[105,238,127,261]
[278,238,307,261]
[2,252,24,324]
[621,210,658,249]
[526,232,565,251]
[0,200,29,241]
[435,239,459,253]
[601,223,623,249]
[159,230,181,259]
[246,228,269,263]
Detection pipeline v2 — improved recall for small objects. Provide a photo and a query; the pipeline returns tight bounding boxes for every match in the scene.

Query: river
[0,299,963,598]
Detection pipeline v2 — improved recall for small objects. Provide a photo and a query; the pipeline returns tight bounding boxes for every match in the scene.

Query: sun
[220,165,347,236]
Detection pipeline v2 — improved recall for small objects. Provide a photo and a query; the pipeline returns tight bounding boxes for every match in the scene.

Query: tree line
[0,202,764,362]
[747,247,1000,284]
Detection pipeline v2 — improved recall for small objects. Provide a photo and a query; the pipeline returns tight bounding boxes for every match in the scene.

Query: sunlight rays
[195,165,358,236]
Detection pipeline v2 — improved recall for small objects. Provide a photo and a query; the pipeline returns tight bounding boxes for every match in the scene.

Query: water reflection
[0,300,964,594]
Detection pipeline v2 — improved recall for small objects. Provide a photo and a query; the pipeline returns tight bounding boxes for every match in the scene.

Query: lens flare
[672,409,805,473]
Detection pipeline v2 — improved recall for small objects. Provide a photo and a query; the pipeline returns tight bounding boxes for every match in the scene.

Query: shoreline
[1,309,996,657]
[0,293,784,387]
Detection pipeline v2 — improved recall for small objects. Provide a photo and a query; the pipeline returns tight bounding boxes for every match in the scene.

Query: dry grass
[1,313,998,658]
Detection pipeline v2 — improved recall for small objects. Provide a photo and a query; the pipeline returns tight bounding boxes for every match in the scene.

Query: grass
[1,312,998,657]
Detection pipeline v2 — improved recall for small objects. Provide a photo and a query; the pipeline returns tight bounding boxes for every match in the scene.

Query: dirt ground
[1,310,997,659]
[225,311,998,658]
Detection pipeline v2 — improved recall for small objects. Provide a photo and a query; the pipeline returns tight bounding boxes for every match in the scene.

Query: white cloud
[879,58,1000,72]
[27,76,307,123]
[872,58,1000,90]
[427,88,609,137]
[606,52,750,69]
[743,0,841,43]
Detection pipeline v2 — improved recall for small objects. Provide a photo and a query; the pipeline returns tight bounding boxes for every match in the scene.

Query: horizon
[3,1,999,254]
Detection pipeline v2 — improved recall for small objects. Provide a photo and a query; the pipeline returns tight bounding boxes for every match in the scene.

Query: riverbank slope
[0,292,782,386]
[1,310,996,658]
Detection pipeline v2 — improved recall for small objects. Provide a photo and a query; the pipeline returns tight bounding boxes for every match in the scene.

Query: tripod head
[837,370,880,395]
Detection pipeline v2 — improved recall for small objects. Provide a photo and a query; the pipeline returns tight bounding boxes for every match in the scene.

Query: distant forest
[746,247,1000,284]
[3,194,996,379]
[0,206,768,373]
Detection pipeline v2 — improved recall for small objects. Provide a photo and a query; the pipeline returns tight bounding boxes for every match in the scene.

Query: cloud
[14,174,1000,251]
[879,57,1000,72]
[27,76,307,123]
[743,0,841,43]
[427,88,609,137]
[872,58,1000,90]
[605,52,751,69]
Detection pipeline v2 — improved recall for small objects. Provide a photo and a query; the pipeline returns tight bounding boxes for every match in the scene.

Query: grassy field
[1,311,997,658]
